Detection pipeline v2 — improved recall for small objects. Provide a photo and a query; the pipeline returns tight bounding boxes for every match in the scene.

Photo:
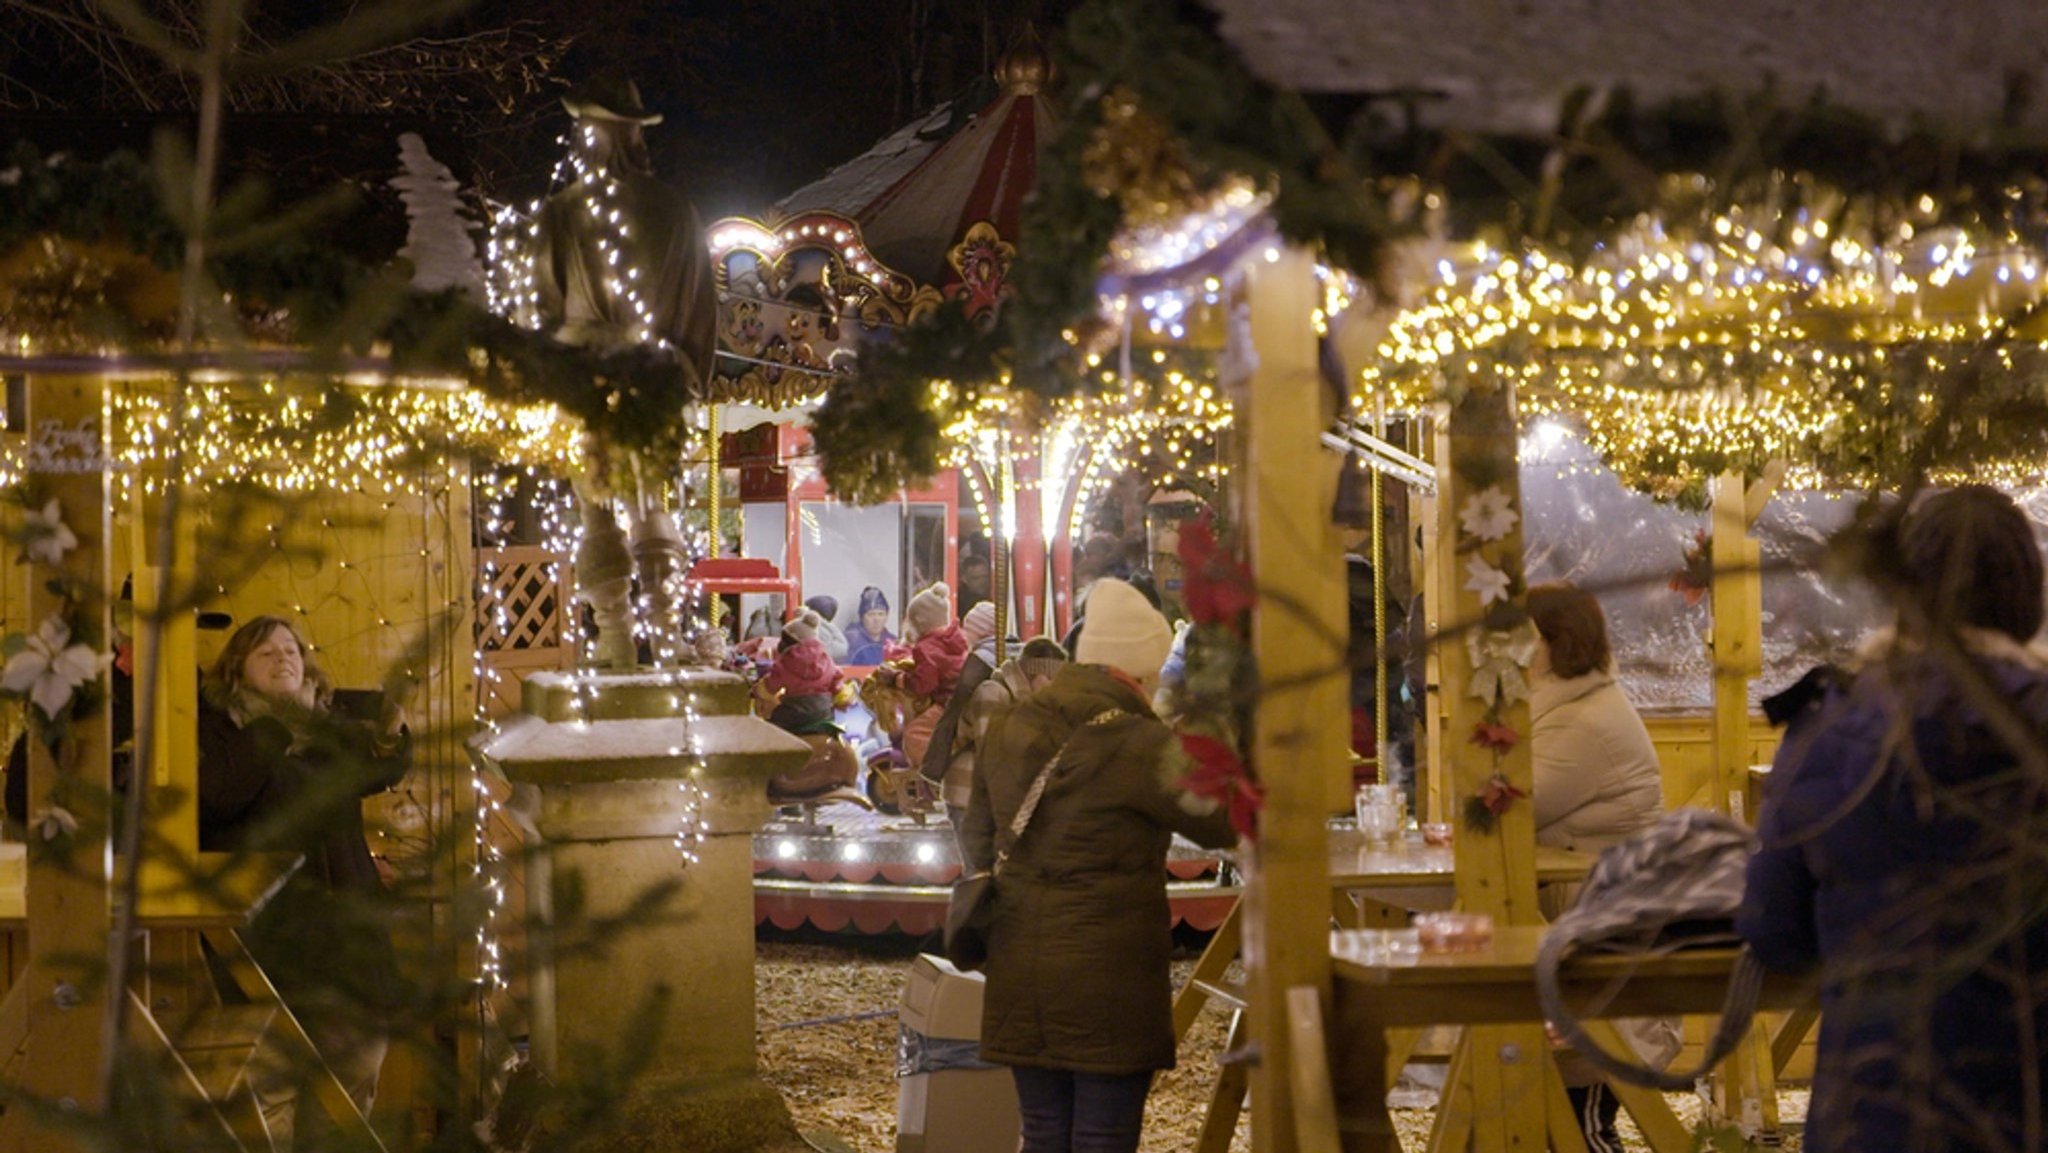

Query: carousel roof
[775,38,1054,288]
[776,102,957,225]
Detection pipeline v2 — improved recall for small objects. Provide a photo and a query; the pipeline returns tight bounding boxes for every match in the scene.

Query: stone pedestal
[473,669,813,1152]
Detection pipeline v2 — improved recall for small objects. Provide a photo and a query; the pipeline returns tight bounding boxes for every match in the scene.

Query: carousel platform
[752,803,1238,936]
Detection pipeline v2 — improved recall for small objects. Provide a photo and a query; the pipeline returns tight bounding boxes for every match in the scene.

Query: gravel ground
[756,934,1805,1152]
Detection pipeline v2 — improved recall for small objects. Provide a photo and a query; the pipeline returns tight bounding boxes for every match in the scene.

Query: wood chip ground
[756,936,1806,1152]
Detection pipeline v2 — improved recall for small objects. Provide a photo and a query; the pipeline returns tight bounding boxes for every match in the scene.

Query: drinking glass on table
[1356,799,1402,844]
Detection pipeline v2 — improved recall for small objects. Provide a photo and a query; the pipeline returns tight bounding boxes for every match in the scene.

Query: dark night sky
[0,1,1079,218]
[526,0,1081,217]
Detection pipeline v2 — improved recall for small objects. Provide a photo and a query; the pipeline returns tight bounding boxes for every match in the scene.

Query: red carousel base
[752,803,1237,936]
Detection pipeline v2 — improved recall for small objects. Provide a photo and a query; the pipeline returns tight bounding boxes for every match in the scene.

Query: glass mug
[1357,783,1402,810]
[1356,800,1402,844]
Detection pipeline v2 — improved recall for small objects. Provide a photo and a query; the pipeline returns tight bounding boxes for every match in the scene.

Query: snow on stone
[487,714,809,765]
[1204,0,2048,142]
[392,132,486,298]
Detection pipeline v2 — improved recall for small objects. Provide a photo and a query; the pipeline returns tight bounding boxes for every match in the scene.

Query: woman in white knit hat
[964,579,1238,1152]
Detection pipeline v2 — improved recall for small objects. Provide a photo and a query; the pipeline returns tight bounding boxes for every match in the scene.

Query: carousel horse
[754,678,870,812]
[855,669,942,821]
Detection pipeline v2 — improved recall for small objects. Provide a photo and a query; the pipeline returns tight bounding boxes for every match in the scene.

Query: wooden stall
[0,358,555,1150]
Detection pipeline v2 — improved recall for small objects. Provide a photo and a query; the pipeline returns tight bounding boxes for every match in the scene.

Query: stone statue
[535,74,718,667]
[537,73,717,370]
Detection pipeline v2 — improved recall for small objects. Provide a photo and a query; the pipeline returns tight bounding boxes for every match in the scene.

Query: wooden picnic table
[1327,925,1815,1153]
[1170,835,1599,1152]
[1178,834,1595,1038]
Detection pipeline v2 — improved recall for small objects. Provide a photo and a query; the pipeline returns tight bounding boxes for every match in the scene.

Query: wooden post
[1420,422,1450,822]
[1239,247,1348,1153]
[1434,380,1550,1148]
[1437,385,1540,926]
[6,376,114,1153]
[133,448,201,895]
[1707,467,1781,1137]
[1707,469,1772,821]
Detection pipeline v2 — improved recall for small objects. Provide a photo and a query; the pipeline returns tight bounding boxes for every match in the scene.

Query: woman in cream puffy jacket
[1527,583,1664,854]
[1526,582,1674,1153]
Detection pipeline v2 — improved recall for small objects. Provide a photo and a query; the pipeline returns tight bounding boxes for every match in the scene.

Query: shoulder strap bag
[942,708,1126,970]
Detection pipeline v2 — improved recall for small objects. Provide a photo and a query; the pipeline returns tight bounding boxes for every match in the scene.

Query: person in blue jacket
[844,585,896,666]
[1739,485,2048,1153]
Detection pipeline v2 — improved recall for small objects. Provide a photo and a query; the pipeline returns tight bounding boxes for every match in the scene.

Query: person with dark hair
[199,616,411,1149]
[1525,581,1673,1151]
[1740,486,2048,1153]
[966,581,1237,1152]
[804,595,848,662]
[956,547,993,616]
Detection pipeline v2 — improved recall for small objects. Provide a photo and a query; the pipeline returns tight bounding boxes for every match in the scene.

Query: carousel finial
[994,24,1051,96]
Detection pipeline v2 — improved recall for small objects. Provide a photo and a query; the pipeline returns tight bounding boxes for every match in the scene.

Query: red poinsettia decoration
[1669,528,1712,606]
[1177,512,1256,628]
[1470,721,1520,752]
[1462,771,1529,834]
[1177,731,1265,841]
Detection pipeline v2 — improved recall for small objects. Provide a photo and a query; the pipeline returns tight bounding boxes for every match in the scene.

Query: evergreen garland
[808,299,1003,504]
[0,143,696,460]
[813,0,2048,502]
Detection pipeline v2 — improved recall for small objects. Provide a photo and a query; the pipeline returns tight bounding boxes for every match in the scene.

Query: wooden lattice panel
[475,547,574,718]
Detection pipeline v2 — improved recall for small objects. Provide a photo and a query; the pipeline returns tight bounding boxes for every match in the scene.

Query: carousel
[701,36,1244,937]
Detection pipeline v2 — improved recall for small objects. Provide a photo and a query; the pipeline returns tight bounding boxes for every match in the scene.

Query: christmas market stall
[801,2,2048,1150]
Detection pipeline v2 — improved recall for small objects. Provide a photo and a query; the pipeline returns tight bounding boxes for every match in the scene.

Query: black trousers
[1567,1084,1625,1153]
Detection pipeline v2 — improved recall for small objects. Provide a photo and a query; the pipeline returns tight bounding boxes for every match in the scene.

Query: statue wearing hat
[537,72,717,370]
[536,74,720,666]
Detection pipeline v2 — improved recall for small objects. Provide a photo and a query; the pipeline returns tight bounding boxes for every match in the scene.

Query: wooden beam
[6,376,114,1153]
[1540,1055,1592,1153]
[1432,374,1551,1149]
[1239,247,1348,1153]
[1196,1011,1252,1153]
[1438,385,1539,926]
[133,464,201,902]
[121,990,253,1153]
[1708,472,1765,820]
[1284,986,1343,1153]
[1419,423,1449,822]
[200,929,387,1151]
[1173,900,1242,1043]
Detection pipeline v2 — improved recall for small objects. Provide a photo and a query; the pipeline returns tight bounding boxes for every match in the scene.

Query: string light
[1107,179,1270,276]
[107,379,579,497]
[1353,193,2048,495]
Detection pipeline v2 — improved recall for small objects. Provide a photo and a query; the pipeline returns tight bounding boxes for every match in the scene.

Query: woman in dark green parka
[963,579,1238,1153]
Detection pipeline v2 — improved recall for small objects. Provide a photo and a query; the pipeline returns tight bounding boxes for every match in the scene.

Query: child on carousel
[754,611,862,803]
[874,582,969,775]
[753,610,845,734]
